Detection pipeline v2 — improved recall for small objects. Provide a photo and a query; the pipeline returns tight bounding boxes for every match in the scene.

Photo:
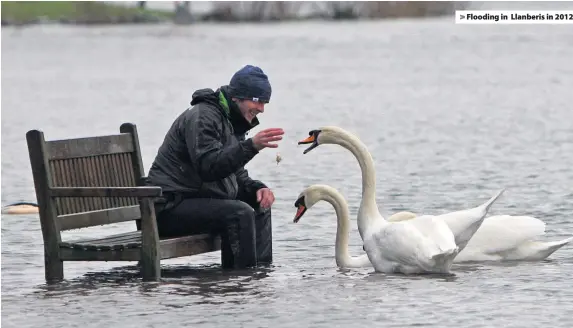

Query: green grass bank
[1,1,173,26]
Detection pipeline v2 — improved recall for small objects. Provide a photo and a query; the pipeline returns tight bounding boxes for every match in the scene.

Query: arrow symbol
[460,14,465,19]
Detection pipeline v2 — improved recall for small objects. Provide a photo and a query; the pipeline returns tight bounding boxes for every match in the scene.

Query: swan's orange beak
[293,205,307,223]
[298,135,315,144]
[298,130,320,154]
[293,195,307,223]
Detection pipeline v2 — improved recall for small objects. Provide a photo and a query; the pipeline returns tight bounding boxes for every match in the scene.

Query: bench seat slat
[66,231,140,244]
[59,231,221,260]
[60,232,142,250]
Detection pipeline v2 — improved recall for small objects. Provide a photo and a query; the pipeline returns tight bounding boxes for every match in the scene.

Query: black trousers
[155,191,272,269]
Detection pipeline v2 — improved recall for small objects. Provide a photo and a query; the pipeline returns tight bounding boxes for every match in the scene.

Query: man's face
[234,98,265,123]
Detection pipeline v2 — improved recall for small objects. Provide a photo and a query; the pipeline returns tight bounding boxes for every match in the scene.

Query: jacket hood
[190,88,219,106]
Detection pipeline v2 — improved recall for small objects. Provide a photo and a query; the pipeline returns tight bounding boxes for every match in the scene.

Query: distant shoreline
[1,1,466,27]
[1,1,173,27]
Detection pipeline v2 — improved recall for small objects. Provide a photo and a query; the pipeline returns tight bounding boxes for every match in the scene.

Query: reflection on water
[32,263,274,302]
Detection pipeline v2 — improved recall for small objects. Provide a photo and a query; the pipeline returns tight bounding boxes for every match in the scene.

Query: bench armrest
[49,187,162,198]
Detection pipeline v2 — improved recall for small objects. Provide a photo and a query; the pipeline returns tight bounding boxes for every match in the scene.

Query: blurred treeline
[1,1,470,26]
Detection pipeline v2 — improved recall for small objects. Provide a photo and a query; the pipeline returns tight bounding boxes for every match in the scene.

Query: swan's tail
[542,236,573,254]
[556,236,573,246]
[520,236,573,260]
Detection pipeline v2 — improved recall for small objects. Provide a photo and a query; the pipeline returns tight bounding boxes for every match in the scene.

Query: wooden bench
[26,122,221,283]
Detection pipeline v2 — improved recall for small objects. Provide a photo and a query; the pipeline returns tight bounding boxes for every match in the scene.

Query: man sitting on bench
[146,65,284,269]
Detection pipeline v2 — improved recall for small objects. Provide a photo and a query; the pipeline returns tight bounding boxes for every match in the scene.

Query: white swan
[292,186,438,268]
[292,185,452,268]
[293,185,461,274]
[297,126,504,274]
[293,184,371,268]
[387,211,572,262]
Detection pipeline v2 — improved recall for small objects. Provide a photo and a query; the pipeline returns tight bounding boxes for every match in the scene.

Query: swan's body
[362,213,459,273]
[298,126,504,274]
[388,212,572,261]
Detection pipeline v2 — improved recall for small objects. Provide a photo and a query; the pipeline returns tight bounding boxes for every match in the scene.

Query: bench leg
[140,198,161,281]
[45,257,64,283]
[140,255,160,281]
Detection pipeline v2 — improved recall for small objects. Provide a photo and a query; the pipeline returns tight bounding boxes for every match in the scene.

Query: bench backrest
[27,123,146,237]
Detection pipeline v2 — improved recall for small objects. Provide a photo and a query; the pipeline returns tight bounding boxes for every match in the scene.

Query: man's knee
[228,200,256,220]
[210,199,252,219]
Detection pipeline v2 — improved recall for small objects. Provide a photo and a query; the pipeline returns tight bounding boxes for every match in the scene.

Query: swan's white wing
[464,215,546,253]
[406,215,457,251]
[365,222,450,270]
[364,224,422,268]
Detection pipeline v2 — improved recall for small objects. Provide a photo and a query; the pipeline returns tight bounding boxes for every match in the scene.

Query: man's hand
[252,128,284,151]
[256,188,275,209]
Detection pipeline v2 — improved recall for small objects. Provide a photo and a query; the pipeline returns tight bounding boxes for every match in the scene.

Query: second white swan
[387,211,572,262]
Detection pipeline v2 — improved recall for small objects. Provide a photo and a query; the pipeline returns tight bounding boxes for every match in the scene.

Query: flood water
[2,14,573,328]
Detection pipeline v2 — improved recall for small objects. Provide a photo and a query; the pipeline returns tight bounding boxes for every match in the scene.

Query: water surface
[2,17,573,327]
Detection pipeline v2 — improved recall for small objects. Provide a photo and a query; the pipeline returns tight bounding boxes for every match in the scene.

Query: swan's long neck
[326,131,383,238]
[321,188,370,268]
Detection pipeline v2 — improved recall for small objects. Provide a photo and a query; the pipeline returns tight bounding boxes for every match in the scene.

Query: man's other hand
[256,188,275,209]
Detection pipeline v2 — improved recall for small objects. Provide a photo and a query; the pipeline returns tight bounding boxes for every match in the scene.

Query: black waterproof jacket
[147,86,267,200]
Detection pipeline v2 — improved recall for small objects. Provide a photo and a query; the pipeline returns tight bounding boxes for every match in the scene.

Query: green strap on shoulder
[218,91,231,118]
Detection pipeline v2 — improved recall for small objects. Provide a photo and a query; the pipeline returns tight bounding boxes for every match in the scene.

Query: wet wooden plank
[59,248,141,261]
[46,134,134,160]
[159,235,221,259]
[59,232,220,261]
[26,129,63,281]
[49,187,162,198]
[58,205,141,231]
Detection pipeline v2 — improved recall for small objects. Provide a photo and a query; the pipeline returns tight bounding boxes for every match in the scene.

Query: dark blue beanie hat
[228,65,272,103]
